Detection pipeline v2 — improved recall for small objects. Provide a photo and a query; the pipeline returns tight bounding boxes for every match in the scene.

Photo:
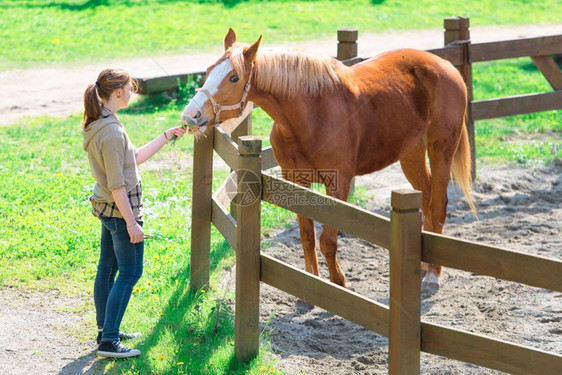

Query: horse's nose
[182,107,201,125]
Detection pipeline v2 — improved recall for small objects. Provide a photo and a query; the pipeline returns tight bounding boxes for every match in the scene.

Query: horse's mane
[229,45,342,97]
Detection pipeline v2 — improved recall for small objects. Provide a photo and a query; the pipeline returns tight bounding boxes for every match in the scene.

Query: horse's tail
[452,117,478,216]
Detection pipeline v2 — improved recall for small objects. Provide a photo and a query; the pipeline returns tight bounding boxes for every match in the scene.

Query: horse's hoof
[295,299,315,313]
[421,273,439,296]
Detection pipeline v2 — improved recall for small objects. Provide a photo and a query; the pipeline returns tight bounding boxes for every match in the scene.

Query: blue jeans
[94,217,144,343]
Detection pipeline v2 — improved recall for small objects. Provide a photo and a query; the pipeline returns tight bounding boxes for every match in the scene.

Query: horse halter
[196,68,254,126]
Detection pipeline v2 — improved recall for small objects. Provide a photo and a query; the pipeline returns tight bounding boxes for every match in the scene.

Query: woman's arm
[111,186,144,244]
[136,126,186,165]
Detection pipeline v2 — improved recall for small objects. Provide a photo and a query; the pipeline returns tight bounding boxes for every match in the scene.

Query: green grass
[473,58,562,166]
[0,88,293,373]
[2,0,562,69]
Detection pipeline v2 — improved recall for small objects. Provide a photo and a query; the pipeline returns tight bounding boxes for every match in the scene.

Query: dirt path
[2,23,562,126]
[1,24,561,375]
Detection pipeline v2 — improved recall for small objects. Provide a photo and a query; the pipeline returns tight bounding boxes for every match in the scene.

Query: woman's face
[118,81,132,108]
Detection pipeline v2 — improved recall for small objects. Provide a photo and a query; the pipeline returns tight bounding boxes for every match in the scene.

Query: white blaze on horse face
[183,59,234,124]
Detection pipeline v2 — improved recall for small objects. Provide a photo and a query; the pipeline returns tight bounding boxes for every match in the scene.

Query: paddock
[187,17,562,374]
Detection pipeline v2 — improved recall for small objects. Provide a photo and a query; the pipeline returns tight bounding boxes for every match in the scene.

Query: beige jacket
[82,109,140,210]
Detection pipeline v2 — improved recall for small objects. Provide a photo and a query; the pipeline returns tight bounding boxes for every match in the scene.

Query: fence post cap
[391,189,422,211]
[444,16,470,30]
[238,136,262,155]
[337,29,358,42]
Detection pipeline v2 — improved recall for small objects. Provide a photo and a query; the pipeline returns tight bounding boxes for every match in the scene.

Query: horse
[182,29,476,292]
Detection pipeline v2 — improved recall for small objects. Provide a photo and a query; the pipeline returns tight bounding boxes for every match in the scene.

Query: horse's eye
[229,75,239,83]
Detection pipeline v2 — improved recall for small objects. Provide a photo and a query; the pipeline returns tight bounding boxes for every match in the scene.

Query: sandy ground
[259,161,562,375]
[1,24,561,375]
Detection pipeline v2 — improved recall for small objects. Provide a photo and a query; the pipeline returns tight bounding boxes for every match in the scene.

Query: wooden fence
[337,17,562,179]
[137,16,562,179]
[184,17,562,374]
[189,115,562,373]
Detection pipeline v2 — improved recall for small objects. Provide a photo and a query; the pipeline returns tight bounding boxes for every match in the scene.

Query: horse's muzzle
[182,108,209,136]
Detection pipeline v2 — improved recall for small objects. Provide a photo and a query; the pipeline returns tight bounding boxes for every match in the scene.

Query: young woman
[82,68,186,358]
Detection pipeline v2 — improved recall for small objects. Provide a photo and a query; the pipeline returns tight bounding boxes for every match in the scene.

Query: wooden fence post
[337,29,358,197]
[189,129,215,293]
[444,16,476,180]
[235,136,263,363]
[230,110,253,220]
[389,189,422,375]
[337,28,358,61]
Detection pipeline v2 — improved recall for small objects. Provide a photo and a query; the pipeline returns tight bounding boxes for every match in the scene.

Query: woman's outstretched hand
[166,126,187,142]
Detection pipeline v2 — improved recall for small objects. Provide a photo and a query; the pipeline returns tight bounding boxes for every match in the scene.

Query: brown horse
[182,29,476,292]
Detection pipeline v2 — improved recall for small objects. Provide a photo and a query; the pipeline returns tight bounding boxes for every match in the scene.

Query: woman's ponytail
[82,83,102,128]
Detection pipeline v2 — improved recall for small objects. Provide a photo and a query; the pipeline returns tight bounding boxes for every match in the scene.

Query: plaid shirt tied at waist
[90,182,143,221]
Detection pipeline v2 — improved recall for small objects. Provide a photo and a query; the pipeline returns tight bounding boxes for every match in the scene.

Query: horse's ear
[243,35,262,69]
[224,28,236,50]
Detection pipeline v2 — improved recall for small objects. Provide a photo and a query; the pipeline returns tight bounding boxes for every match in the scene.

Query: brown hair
[82,68,137,128]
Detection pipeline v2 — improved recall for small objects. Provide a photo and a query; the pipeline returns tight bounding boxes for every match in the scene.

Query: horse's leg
[319,174,352,288]
[423,135,459,290]
[399,141,435,280]
[297,214,319,276]
[399,140,433,230]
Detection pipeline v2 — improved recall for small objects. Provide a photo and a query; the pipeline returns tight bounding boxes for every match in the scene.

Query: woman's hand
[165,126,187,142]
[127,222,144,244]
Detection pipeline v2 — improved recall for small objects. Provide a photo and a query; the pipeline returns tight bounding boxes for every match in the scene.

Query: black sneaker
[119,331,142,342]
[97,331,142,345]
[97,340,141,358]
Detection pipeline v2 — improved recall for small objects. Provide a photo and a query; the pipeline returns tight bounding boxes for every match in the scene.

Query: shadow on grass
[6,0,253,11]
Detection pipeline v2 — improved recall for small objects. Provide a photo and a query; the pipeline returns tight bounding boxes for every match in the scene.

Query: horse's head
[182,28,261,136]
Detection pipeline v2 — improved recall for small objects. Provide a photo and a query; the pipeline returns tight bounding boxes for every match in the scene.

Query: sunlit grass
[473,58,562,166]
[2,0,562,69]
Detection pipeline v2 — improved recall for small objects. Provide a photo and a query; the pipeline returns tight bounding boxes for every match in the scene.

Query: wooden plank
[230,106,253,143]
[422,232,562,293]
[262,173,391,249]
[341,56,364,67]
[471,90,562,120]
[427,45,465,66]
[190,127,214,293]
[470,35,562,62]
[422,322,562,375]
[135,71,205,95]
[211,197,236,250]
[260,253,390,337]
[389,190,422,375]
[213,126,239,170]
[531,55,562,90]
[212,173,235,209]
[234,137,262,363]
[261,146,278,170]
